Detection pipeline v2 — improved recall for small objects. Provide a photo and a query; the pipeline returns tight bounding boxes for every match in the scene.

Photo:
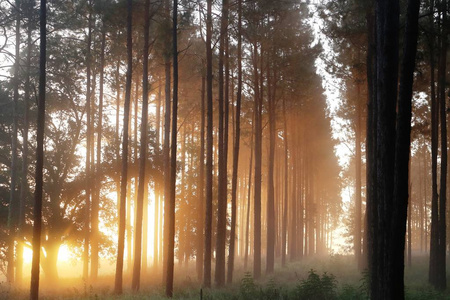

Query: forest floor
[2,254,450,299]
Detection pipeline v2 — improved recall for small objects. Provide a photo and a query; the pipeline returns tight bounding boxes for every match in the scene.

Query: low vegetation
[2,255,449,299]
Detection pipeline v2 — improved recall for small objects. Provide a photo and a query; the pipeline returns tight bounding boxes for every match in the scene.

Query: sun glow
[22,244,73,264]
[18,186,160,280]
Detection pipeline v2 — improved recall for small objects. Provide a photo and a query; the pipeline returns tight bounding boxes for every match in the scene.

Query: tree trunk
[114,0,133,293]
[83,0,93,280]
[132,0,150,290]
[162,0,171,282]
[203,0,213,288]
[428,0,441,288]
[266,65,276,274]
[436,2,447,288]
[215,0,229,287]
[281,99,288,267]
[390,0,420,297]
[17,2,33,284]
[367,0,420,298]
[153,80,162,270]
[165,1,178,296]
[7,0,20,283]
[252,40,262,280]
[355,80,362,269]
[244,115,254,270]
[30,0,46,297]
[91,23,106,282]
[227,0,242,283]
[197,73,206,281]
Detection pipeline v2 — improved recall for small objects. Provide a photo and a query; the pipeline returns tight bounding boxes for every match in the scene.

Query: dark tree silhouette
[114,0,132,294]
[30,0,46,298]
[132,0,151,291]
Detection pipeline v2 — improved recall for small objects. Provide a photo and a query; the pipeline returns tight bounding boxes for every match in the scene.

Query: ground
[2,255,450,299]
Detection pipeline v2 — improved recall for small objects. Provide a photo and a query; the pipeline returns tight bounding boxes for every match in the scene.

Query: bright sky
[308,3,354,254]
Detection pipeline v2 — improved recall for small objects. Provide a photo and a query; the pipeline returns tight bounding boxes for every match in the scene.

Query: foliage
[293,269,337,300]
[239,272,259,300]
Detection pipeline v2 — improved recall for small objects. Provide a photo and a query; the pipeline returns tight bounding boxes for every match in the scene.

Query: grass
[2,254,450,299]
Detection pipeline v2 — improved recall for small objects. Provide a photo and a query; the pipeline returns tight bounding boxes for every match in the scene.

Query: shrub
[240,272,259,300]
[293,269,337,300]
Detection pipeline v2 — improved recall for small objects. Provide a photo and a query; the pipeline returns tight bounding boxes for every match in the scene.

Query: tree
[367,0,420,298]
[83,0,93,280]
[203,0,213,288]
[227,0,242,284]
[131,0,151,291]
[30,0,46,297]
[6,0,20,283]
[429,0,447,289]
[162,0,171,282]
[17,0,35,284]
[252,38,262,281]
[165,0,178,296]
[114,0,133,294]
[215,0,229,287]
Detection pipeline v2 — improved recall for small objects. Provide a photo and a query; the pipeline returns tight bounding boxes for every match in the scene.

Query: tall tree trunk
[114,0,133,293]
[289,124,297,261]
[365,0,377,291]
[197,73,206,281]
[162,0,171,282]
[244,115,254,270]
[17,2,33,284]
[165,1,178,296]
[142,176,149,274]
[355,80,362,269]
[152,81,162,271]
[390,0,420,297]
[7,1,20,283]
[371,0,399,296]
[368,0,420,298]
[281,99,288,267]
[83,1,93,280]
[407,169,412,267]
[91,23,106,282]
[132,0,150,290]
[30,0,46,297]
[429,0,440,288]
[266,65,276,274]
[252,40,262,280]
[215,0,229,287]
[437,1,447,288]
[203,0,213,288]
[227,0,242,283]
[432,0,448,288]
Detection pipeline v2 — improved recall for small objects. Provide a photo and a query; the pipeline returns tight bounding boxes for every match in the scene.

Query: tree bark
[30,0,46,297]
[215,0,229,287]
[7,0,20,283]
[227,0,242,283]
[162,0,171,282]
[203,0,213,288]
[355,80,362,269]
[114,0,132,293]
[252,40,262,280]
[244,115,254,270]
[197,73,205,281]
[91,23,106,282]
[132,0,150,290]
[281,99,288,267]
[266,64,276,274]
[17,2,33,284]
[83,0,93,280]
[165,0,178,296]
